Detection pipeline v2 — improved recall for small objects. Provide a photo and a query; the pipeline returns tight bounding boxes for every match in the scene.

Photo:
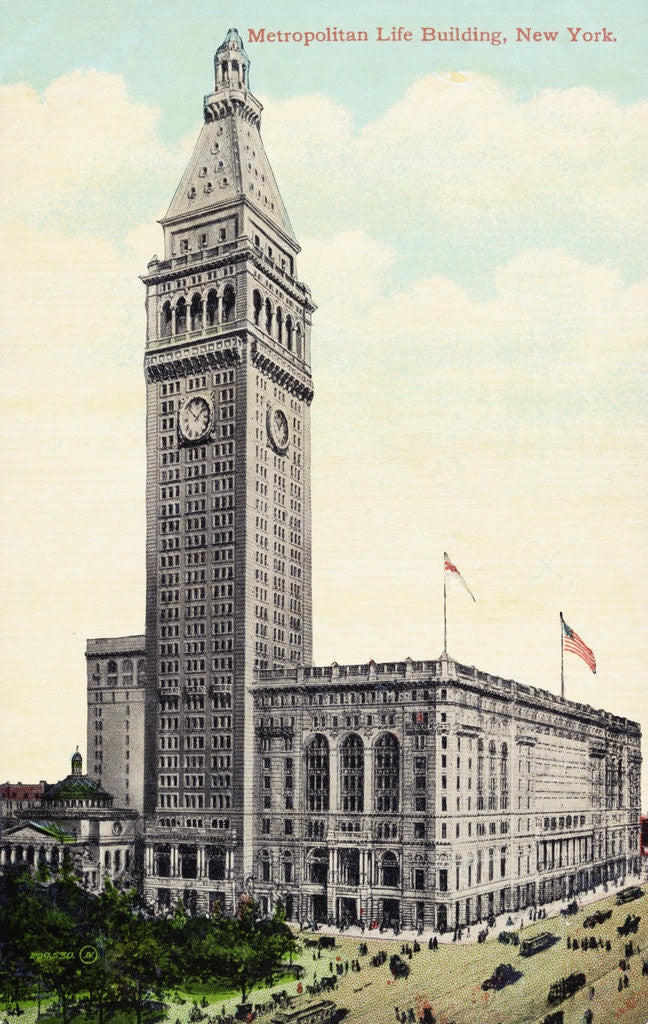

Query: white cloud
[262,76,648,272]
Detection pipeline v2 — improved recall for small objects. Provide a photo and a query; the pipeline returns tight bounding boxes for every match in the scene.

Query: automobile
[389,954,410,979]
[617,914,640,936]
[481,963,518,991]
[583,908,612,927]
[616,886,643,905]
[548,971,586,1004]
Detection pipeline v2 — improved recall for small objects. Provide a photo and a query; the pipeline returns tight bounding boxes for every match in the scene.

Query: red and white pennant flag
[444,552,476,602]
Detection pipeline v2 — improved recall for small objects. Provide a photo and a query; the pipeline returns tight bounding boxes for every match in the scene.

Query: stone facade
[246,657,641,930]
[86,636,147,813]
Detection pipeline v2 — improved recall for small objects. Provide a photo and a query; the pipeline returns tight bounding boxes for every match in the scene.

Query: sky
[0,0,646,804]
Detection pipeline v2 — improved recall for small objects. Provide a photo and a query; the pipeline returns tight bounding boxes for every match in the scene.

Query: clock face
[267,405,289,453]
[179,395,212,442]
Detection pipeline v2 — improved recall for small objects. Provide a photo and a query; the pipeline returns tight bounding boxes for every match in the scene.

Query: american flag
[444,552,476,602]
[561,613,596,673]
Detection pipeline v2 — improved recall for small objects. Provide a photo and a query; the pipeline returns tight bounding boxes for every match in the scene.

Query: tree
[111,924,174,1024]
[0,865,44,1008]
[200,900,298,1004]
[83,944,116,1024]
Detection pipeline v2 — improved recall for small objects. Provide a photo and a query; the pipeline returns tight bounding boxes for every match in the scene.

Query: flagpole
[560,612,564,700]
[443,560,448,657]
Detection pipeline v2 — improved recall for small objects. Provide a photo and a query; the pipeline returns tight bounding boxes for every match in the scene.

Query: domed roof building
[41,746,112,808]
[0,749,139,893]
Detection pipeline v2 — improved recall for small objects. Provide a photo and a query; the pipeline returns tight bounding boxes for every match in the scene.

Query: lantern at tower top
[214,28,251,93]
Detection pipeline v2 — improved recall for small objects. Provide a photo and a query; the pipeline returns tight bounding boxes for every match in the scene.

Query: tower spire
[214,28,250,92]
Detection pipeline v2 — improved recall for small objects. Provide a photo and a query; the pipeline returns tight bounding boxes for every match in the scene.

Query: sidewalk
[297,871,644,947]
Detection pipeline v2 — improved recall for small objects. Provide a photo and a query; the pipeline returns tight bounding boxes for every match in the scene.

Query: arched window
[222,285,235,323]
[107,660,118,687]
[161,301,172,338]
[104,850,111,870]
[122,659,133,682]
[282,850,293,883]
[374,734,400,812]
[307,848,328,885]
[207,846,226,880]
[252,290,262,327]
[339,848,360,886]
[286,315,293,351]
[340,734,364,813]
[295,324,303,359]
[276,307,283,345]
[264,298,273,335]
[476,737,485,807]
[305,735,329,811]
[114,850,121,872]
[260,848,271,882]
[206,289,219,327]
[381,851,400,887]
[190,293,203,331]
[175,298,187,333]
[500,742,509,809]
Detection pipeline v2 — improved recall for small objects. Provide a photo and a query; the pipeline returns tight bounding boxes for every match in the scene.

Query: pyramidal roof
[164,28,296,244]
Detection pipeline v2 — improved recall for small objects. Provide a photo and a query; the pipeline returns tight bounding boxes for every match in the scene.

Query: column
[197,846,205,879]
[364,745,374,816]
[360,850,367,885]
[329,743,340,813]
[330,848,338,886]
[171,845,178,877]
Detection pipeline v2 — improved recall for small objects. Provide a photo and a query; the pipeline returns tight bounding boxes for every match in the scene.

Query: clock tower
[141,30,314,911]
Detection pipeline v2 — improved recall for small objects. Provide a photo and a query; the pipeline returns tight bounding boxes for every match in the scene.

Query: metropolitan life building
[84,30,642,932]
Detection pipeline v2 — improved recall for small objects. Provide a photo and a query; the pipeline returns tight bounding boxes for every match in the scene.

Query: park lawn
[172,964,302,1004]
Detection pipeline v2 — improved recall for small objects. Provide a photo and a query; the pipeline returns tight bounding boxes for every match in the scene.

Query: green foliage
[0,868,299,1018]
